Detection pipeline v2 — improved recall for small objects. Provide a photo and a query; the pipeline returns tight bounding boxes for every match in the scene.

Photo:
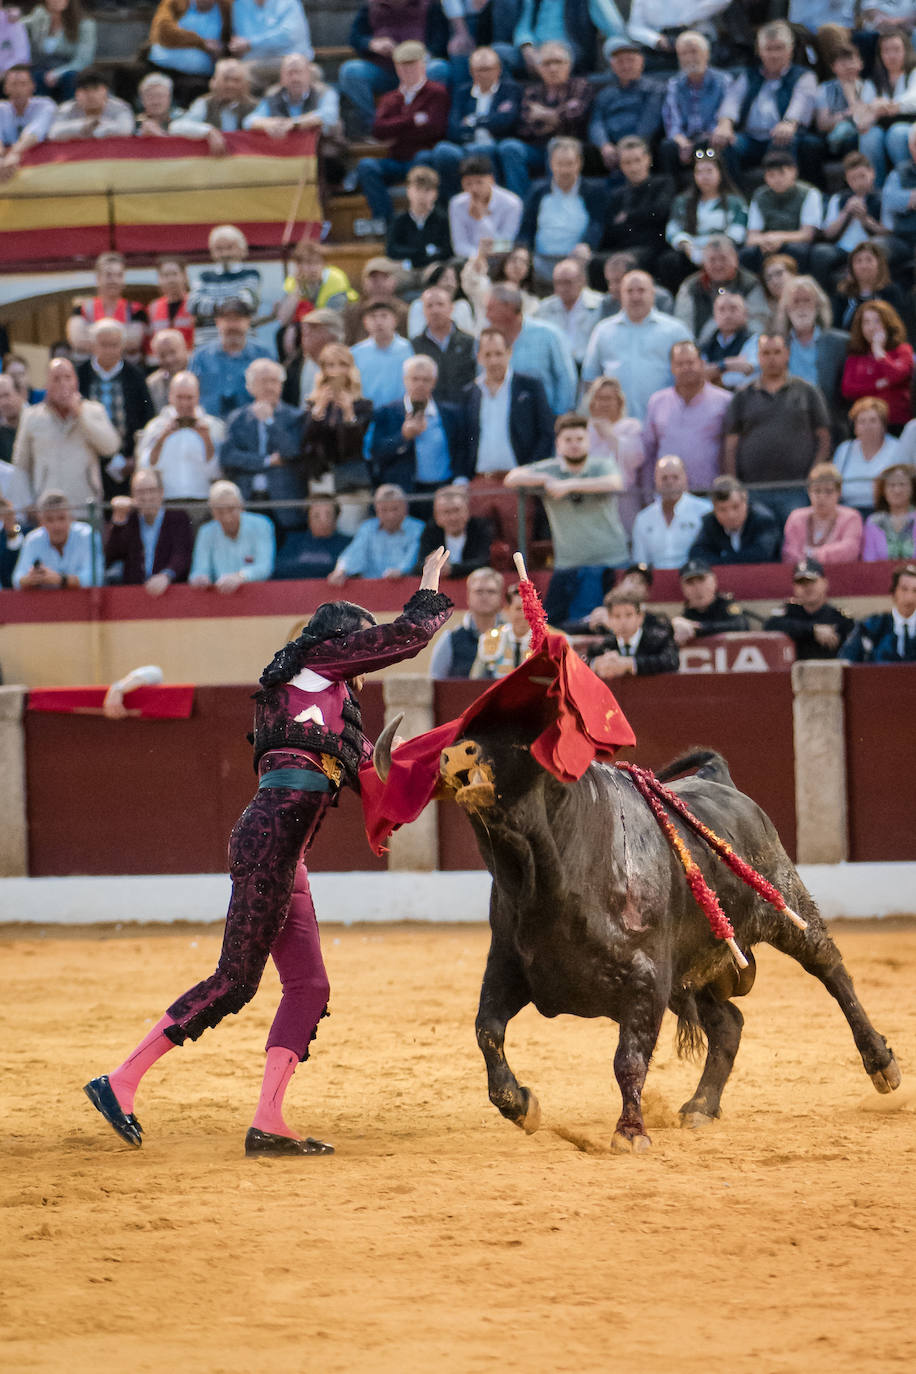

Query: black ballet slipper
[83,1076,143,1148]
[244,1127,334,1157]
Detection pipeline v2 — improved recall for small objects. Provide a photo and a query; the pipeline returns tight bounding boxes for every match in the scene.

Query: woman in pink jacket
[781,463,864,565]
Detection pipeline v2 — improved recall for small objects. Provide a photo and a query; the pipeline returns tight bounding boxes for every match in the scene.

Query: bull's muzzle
[440,739,496,812]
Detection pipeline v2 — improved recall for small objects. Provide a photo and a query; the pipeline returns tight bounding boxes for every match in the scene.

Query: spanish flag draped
[0,132,321,265]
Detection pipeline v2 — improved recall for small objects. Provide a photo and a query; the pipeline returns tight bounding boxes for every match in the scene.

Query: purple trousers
[166,751,333,1060]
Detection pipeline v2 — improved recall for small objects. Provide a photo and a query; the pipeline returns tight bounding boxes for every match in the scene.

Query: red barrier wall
[844,665,916,861]
[435,671,797,869]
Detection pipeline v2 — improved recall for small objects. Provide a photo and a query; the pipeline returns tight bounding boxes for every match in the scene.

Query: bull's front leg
[475,936,540,1135]
[611,965,668,1154]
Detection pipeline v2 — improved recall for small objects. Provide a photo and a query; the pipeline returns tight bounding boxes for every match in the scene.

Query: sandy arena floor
[1,920,914,1374]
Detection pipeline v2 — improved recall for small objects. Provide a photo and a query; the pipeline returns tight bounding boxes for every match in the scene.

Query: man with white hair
[136,371,223,502]
[327,483,424,583]
[146,329,190,412]
[244,52,340,138]
[169,59,257,150]
[76,317,155,496]
[659,30,729,173]
[582,270,691,420]
[12,490,103,589]
[534,257,603,365]
[135,72,182,135]
[12,359,116,510]
[370,355,463,493]
[220,358,305,526]
[190,479,276,590]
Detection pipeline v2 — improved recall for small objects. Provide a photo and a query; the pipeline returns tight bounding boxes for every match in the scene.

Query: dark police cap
[793,557,825,581]
[680,558,711,581]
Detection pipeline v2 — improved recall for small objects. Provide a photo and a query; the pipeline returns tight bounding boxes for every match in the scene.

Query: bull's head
[373,714,498,813]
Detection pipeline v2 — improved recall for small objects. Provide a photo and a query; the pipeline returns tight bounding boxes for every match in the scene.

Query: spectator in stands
[104,467,193,592]
[411,284,477,404]
[64,315,92,368]
[862,463,916,560]
[387,164,453,273]
[483,283,576,413]
[12,357,114,510]
[429,46,520,199]
[842,300,915,432]
[282,307,345,406]
[145,328,190,413]
[169,56,255,149]
[190,297,270,419]
[688,472,780,564]
[415,483,491,577]
[631,453,712,569]
[835,396,900,513]
[780,461,863,565]
[328,482,424,583]
[13,486,102,590]
[643,338,730,492]
[812,42,866,166]
[187,223,261,343]
[343,256,409,344]
[147,0,229,101]
[0,494,28,588]
[534,257,603,367]
[428,564,505,678]
[711,21,818,188]
[517,136,603,282]
[699,291,760,391]
[877,121,916,265]
[505,411,627,623]
[355,41,450,227]
[0,6,27,84]
[600,136,674,269]
[775,274,850,422]
[469,579,539,676]
[219,358,304,527]
[74,252,149,377]
[857,26,916,186]
[0,65,55,179]
[77,318,155,496]
[23,0,95,102]
[136,73,184,136]
[0,371,26,466]
[275,244,355,361]
[4,354,42,405]
[723,332,832,526]
[586,587,679,678]
[189,478,275,589]
[300,342,372,531]
[624,1,733,70]
[449,153,523,259]
[812,152,887,290]
[832,240,910,335]
[583,269,692,421]
[490,0,625,78]
[351,299,413,407]
[406,258,477,340]
[673,234,768,343]
[228,0,312,92]
[597,249,675,320]
[671,558,751,645]
[584,37,662,188]
[741,151,822,276]
[840,562,916,663]
[760,251,798,318]
[147,259,194,362]
[461,241,539,328]
[661,151,747,294]
[457,326,553,492]
[48,68,134,142]
[765,556,856,660]
[370,354,462,492]
[273,495,352,580]
[659,31,730,175]
[584,374,645,531]
[339,0,450,136]
[244,50,340,145]
[136,369,223,503]
[498,40,593,198]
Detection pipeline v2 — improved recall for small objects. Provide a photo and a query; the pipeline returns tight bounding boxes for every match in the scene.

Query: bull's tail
[654,748,735,789]
[675,992,706,1063]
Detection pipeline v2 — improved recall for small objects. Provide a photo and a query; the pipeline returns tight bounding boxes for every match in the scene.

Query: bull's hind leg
[767,909,901,1094]
[678,991,745,1128]
[475,939,540,1134]
[611,981,668,1154]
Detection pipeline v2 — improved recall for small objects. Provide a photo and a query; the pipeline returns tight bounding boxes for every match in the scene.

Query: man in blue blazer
[517,137,606,282]
[426,47,521,199]
[456,327,554,479]
[370,354,465,494]
[219,359,306,530]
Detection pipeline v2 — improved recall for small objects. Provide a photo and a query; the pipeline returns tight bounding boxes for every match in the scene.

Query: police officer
[765,558,855,660]
[672,559,751,646]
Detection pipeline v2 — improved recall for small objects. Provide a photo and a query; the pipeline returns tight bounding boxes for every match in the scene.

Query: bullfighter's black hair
[259,601,377,687]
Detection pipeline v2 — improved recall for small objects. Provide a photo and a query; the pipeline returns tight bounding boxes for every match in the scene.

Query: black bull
[375,724,901,1152]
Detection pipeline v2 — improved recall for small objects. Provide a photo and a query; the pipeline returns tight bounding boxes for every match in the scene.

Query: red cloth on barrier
[28,686,195,719]
[359,632,636,854]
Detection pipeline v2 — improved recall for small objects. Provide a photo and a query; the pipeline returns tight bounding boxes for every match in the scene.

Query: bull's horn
[373,712,404,782]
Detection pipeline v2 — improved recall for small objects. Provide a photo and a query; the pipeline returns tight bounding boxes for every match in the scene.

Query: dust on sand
[2,921,914,1374]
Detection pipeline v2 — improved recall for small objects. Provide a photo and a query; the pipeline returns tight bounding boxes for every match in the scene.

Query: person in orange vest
[75,251,149,368]
[147,256,195,359]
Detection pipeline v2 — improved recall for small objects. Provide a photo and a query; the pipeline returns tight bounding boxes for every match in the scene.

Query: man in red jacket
[356,40,449,228]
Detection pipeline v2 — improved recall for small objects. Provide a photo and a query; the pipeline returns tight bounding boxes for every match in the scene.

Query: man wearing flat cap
[765,558,855,660]
[356,42,450,226]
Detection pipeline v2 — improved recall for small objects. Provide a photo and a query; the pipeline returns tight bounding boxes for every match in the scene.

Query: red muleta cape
[359,632,636,854]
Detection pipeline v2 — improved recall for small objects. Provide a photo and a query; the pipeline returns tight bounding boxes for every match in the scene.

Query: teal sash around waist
[257,767,332,792]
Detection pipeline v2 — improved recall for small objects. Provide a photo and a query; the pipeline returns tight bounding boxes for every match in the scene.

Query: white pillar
[382,675,439,871]
[791,660,848,865]
[0,686,28,876]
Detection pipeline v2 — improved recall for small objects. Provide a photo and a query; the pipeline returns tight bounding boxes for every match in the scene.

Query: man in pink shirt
[642,339,730,493]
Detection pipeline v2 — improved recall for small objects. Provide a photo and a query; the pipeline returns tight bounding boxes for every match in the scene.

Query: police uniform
[765,600,855,660]
[682,594,750,637]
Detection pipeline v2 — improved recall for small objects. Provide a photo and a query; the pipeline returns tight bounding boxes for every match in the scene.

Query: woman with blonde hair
[585,375,645,534]
[302,342,373,533]
[781,462,863,565]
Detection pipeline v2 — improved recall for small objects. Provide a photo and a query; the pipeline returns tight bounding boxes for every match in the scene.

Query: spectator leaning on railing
[12,489,102,589]
[48,68,134,142]
[189,478,276,591]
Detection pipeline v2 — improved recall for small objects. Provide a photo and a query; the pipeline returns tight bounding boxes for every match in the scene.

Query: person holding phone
[84,548,452,1156]
[134,370,224,506]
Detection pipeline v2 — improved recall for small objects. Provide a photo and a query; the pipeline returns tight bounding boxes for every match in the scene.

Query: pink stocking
[108,1014,177,1113]
[251,1046,298,1137]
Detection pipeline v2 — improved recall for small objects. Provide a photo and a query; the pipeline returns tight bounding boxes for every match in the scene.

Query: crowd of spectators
[3,5,916,669]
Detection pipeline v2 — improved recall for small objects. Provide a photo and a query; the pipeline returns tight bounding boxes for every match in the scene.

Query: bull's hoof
[679,1110,717,1130]
[520,1090,541,1135]
[871,1056,902,1094]
[611,1130,651,1154]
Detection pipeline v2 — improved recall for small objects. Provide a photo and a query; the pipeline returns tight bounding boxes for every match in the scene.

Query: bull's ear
[373,712,404,782]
